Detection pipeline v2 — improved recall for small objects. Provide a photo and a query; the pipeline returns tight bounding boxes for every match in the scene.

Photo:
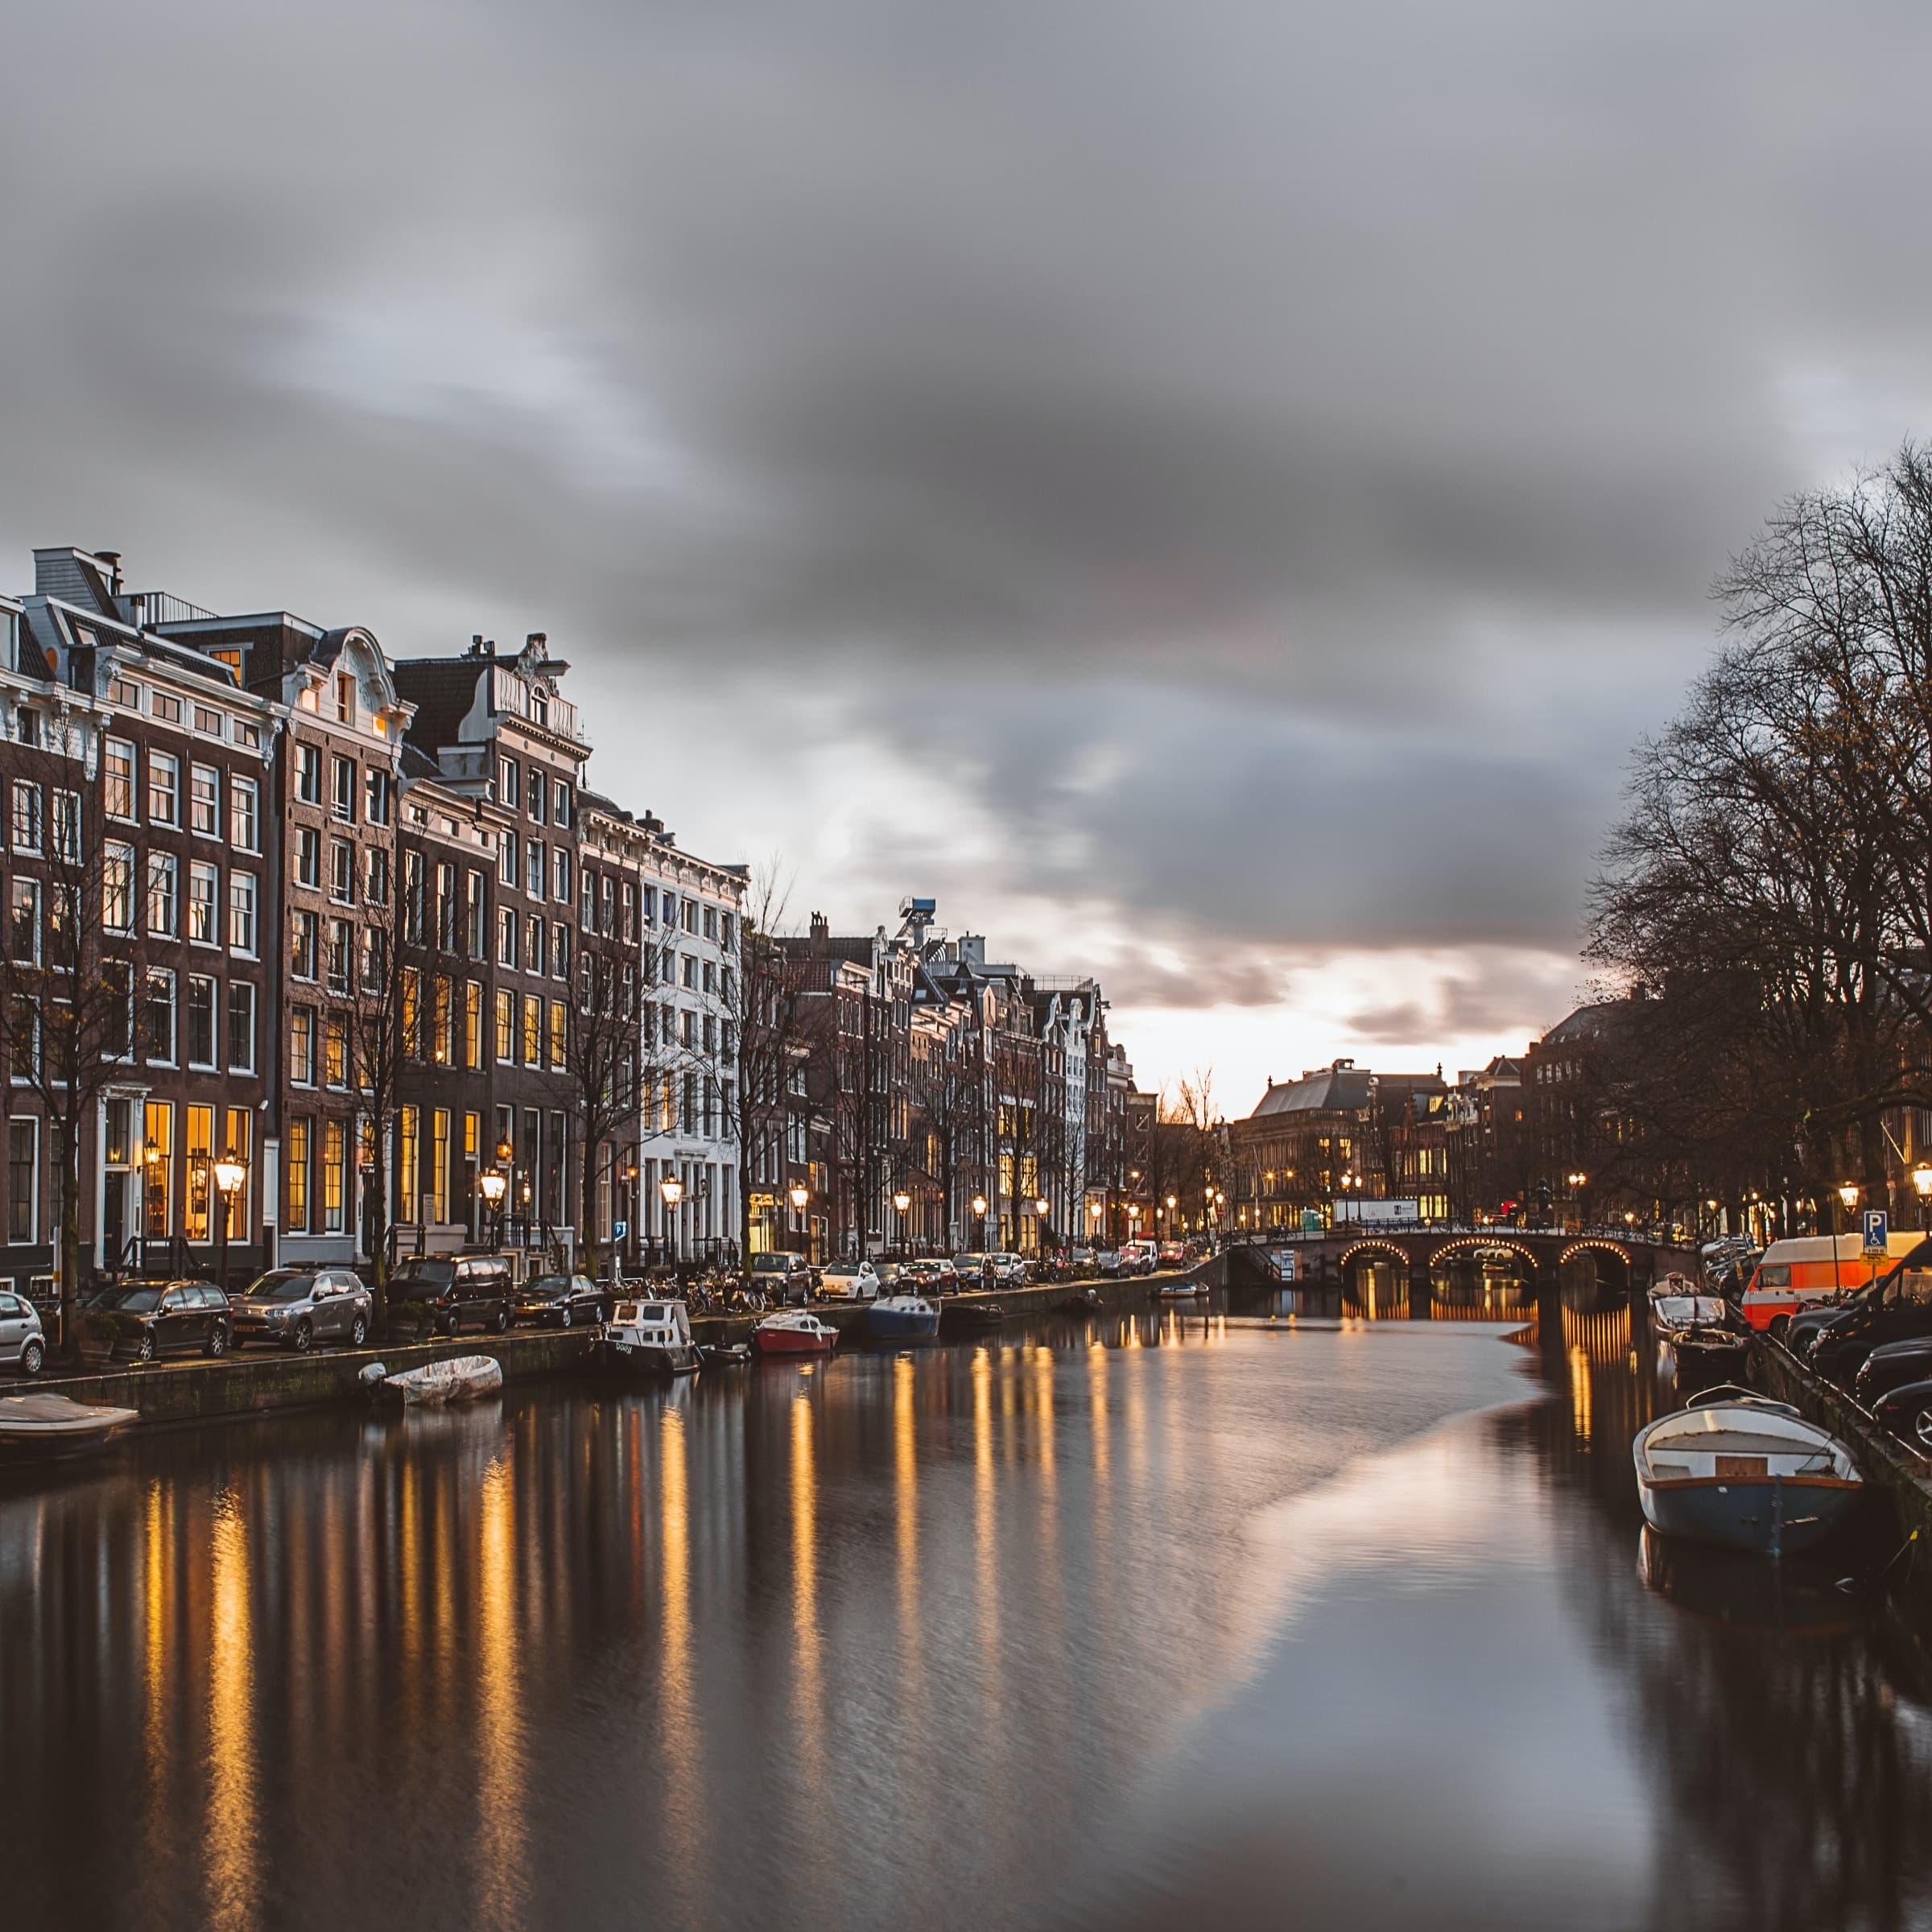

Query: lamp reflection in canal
[894,1354,921,1646]
[142,1480,171,1884]
[206,1501,260,1932]
[658,1401,708,1926]
[791,1386,829,1822]
[972,1348,1003,1683]
[475,1456,527,1932]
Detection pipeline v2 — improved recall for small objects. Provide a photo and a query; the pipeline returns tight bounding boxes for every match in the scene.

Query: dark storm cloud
[5,0,1932,1007]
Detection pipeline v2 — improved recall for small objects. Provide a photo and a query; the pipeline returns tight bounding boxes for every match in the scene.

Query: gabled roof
[391,657,485,753]
[1249,1063,1377,1117]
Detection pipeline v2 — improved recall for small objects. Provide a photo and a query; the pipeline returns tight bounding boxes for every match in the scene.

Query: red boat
[752,1311,839,1356]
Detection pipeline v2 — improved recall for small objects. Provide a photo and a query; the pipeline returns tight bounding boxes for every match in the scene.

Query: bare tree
[569,916,641,1282]
[0,725,144,1356]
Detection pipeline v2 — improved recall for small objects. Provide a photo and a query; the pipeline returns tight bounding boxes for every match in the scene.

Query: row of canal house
[0,547,744,1308]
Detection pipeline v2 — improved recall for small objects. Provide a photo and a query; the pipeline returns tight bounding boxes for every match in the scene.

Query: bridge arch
[1339,1239,1414,1270]
[1557,1239,1632,1268]
[1427,1235,1540,1274]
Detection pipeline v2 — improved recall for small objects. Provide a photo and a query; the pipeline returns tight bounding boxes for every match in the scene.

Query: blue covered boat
[866,1291,941,1340]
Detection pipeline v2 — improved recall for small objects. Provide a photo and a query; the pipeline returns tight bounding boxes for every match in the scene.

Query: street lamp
[1034,1195,1050,1253]
[213,1157,246,1295]
[893,1186,911,1257]
[1913,1164,1932,1230]
[972,1193,989,1253]
[661,1173,684,1267]
[1837,1180,1861,1214]
[479,1169,506,1251]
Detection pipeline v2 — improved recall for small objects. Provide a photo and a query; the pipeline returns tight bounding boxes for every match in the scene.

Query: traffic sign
[613,1220,628,1241]
[1864,1208,1889,1255]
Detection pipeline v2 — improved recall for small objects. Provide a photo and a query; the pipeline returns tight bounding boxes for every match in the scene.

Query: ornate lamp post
[1913,1164,1932,1231]
[1567,1170,1587,1232]
[661,1173,684,1268]
[972,1193,989,1253]
[1034,1194,1050,1257]
[494,1137,515,1246]
[479,1169,507,1251]
[624,1161,639,1276]
[212,1156,246,1296]
[788,1181,810,1258]
[893,1187,911,1257]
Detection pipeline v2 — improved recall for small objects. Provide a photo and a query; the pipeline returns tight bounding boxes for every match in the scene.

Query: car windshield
[104,1286,164,1312]
[392,1261,456,1294]
[526,1276,568,1295]
[244,1270,313,1302]
[751,1255,791,1272]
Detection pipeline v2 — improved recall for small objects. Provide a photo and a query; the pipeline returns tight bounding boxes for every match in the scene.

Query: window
[552,847,571,905]
[290,1005,316,1084]
[228,981,256,1073]
[103,960,134,1059]
[498,829,517,886]
[322,1120,346,1233]
[291,909,317,980]
[148,752,180,825]
[235,719,260,750]
[147,853,179,937]
[402,969,422,1059]
[552,923,569,979]
[105,738,136,819]
[295,743,321,804]
[151,691,183,725]
[108,675,142,708]
[703,1014,716,1052]
[554,778,572,828]
[365,767,391,826]
[287,1117,312,1233]
[324,1015,347,1088]
[145,967,176,1063]
[11,780,42,852]
[8,880,38,964]
[622,881,637,942]
[329,840,354,904]
[464,980,482,1070]
[224,1109,254,1239]
[682,953,696,989]
[332,755,356,824]
[659,944,675,986]
[296,826,320,888]
[6,1117,36,1244]
[466,870,486,960]
[187,975,217,1068]
[103,843,135,933]
[704,906,718,941]
[327,919,353,994]
[404,852,424,943]
[360,926,385,993]
[194,704,224,738]
[522,994,542,1067]
[436,863,456,950]
[431,1108,452,1223]
[229,872,258,954]
[530,772,547,824]
[680,1008,695,1049]
[682,898,698,935]
[526,913,546,975]
[683,1071,697,1135]
[188,862,219,944]
[230,774,258,852]
[644,887,658,926]
[549,1000,568,1068]
[702,960,716,995]
[497,756,519,810]
[399,1107,419,1222]
[495,989,514,1063]
[433,976,454,1066]
[526,839,545,900]
[190,763,220,835]
[365,848,390,906]
[336,671,356,724]
[721,912,735,949]
[49,789,79,862]
[497,905,517,968]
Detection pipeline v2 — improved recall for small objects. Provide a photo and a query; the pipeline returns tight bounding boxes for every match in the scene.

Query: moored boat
[753,1311,839,1356]
[1668,1320,1751,1378]
[0,1391,140,1461]
[1059,1286,1104,1316]
[699,1341,752,1368]
[944,1299,1005,1334]
[1155,1278,1203,1300]
[866,1292,941,1340]
[377,1355,505,1406]
[1632,1385,1862,1557]
[602,1298,701,1377]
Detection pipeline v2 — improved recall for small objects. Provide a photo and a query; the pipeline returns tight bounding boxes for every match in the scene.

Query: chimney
[526,631,546,655]
[809,911,829,943]
[97,551,123,594]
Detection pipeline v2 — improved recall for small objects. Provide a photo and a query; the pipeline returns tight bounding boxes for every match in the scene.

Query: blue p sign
[1864,1208,1889,1255]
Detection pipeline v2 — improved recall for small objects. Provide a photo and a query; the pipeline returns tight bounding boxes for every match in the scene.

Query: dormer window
[298,682,320,712]
[336,672,355,724]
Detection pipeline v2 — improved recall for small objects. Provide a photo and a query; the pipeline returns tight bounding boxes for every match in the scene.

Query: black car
[1853,1335,1932,1409]
[389,1256,514,1337]
[1807,1248,1932,1389]
[79,1279,231,1364]
[514,1272,609,1329]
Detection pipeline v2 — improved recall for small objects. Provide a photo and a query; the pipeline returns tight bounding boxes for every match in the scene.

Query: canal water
[7,1298,1932,1932]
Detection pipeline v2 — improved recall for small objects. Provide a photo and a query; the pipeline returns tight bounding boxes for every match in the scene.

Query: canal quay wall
[39,1267,1209,1433]
[1752,1335,1932,1631]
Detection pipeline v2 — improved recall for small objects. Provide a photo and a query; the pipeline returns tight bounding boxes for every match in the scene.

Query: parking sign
[1864,1208,1889,1255]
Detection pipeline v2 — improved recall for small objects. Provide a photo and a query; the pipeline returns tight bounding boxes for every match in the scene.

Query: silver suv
[0,1290,46,1376]
[229,1268,373,1352]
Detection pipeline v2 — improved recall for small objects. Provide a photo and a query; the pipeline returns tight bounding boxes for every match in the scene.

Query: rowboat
[865,1292,941,1341]
[752,1311,838,1356]
[1155,1278,1203,1300]
[0,1391,139,1461]
[376,1355,504,1406]
[1632,1386,1862,1557]
[602,1298,701,1377]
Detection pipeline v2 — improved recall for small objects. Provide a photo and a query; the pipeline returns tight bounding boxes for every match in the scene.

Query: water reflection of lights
[1560,1302,1633,1366]
[791,1389,828,1806]
[894,1353,922,1657]
[206,1500,259,1932]
[475,1457,527,1931]
[142,1480,171,1880]
[1569,1345,1593,1444]
[972,1348,1003,1682]
[659,1404,707,1922]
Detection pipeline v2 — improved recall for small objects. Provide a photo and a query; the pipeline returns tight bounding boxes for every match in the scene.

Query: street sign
[1864,1208,1889,1255]
[613,1220,628,1241]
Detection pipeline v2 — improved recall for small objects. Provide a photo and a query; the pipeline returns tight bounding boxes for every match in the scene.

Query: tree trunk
[58,1122,82,1364]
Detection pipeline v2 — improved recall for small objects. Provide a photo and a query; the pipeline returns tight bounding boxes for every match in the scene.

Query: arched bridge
[1228,1227,1698,1295]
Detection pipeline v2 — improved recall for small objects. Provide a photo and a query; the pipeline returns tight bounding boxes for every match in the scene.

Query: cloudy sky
[6,0,1932,1113]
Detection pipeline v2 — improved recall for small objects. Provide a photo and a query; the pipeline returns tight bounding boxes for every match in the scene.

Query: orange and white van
[1740,1232,1924,1331]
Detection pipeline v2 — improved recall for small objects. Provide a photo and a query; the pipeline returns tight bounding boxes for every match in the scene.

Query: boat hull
[753,1327,836,1356]
[1637,1472,1861,1557]
[867,1306,941,1340]
[602,1340,702,1377]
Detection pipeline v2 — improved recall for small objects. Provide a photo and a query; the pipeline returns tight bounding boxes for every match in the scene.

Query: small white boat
[1650,1290,1732,1335]
[1633,1385,1862,1557]
[378,1355,504,1406]
[602,1298,701,1377]
[1155,1278,1203,1300]
[0,1391,140,1459]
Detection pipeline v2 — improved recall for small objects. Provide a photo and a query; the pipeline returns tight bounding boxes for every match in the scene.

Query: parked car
[0,1290,46,1376]
[1157,1240,1187,1266]
[1095,1249,1125,1278]
[1068,1246,1096,1273]
[80,1279,231,1363]
[898,1259,952,1294]
[388,1255,514,1337]
[1121,1240,1159,1275]
[749,1251,815,1306]
[820,1260,886,1301]
[983,1253,1030,1288]
[1808,1251,1932,1389]
[514,1272,609,1328]
[228,1267,372,1352]
[1853,1334,1932,1409]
